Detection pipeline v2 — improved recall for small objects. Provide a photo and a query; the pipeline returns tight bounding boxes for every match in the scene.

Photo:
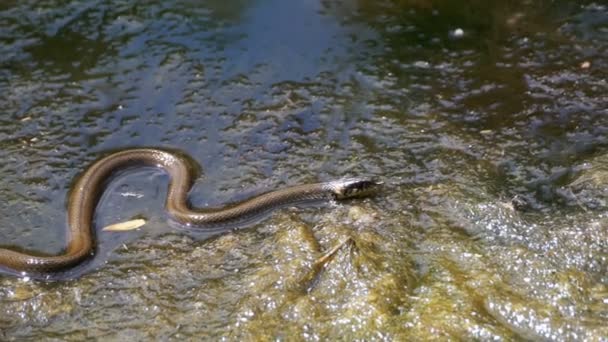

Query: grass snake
[0,148,380,276]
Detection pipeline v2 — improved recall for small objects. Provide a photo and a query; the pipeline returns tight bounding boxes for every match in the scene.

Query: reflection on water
[1,0,607,339]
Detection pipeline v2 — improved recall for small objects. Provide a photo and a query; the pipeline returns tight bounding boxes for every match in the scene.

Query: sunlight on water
[1,0,607,339]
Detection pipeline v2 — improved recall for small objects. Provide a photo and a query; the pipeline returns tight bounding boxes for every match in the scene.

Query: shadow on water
[1,0,607,340]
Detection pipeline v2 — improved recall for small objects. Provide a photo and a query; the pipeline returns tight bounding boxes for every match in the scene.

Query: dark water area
[1,0,607,340]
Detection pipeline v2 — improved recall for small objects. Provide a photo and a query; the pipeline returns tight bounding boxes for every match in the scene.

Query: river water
[1,0,607,340]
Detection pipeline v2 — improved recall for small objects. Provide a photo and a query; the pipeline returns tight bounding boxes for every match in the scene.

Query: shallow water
[1,0,607,340]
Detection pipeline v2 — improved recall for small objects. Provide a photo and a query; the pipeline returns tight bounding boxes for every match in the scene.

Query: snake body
[0,148,380,276]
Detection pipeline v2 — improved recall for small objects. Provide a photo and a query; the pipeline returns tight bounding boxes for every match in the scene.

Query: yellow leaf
[102,219,146,232]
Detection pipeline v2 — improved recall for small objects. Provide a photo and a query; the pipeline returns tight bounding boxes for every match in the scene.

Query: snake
[0,148,381,276]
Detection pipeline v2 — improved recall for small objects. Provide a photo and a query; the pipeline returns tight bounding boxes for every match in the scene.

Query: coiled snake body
[0,148,380,276]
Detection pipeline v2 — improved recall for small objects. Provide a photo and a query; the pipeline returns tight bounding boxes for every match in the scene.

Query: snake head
[328,177,383,200]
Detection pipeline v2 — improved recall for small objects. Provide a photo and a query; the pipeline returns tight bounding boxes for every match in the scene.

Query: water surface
[1,0,607,340]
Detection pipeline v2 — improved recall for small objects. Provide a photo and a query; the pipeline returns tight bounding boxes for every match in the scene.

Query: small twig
[314,237,354,268]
